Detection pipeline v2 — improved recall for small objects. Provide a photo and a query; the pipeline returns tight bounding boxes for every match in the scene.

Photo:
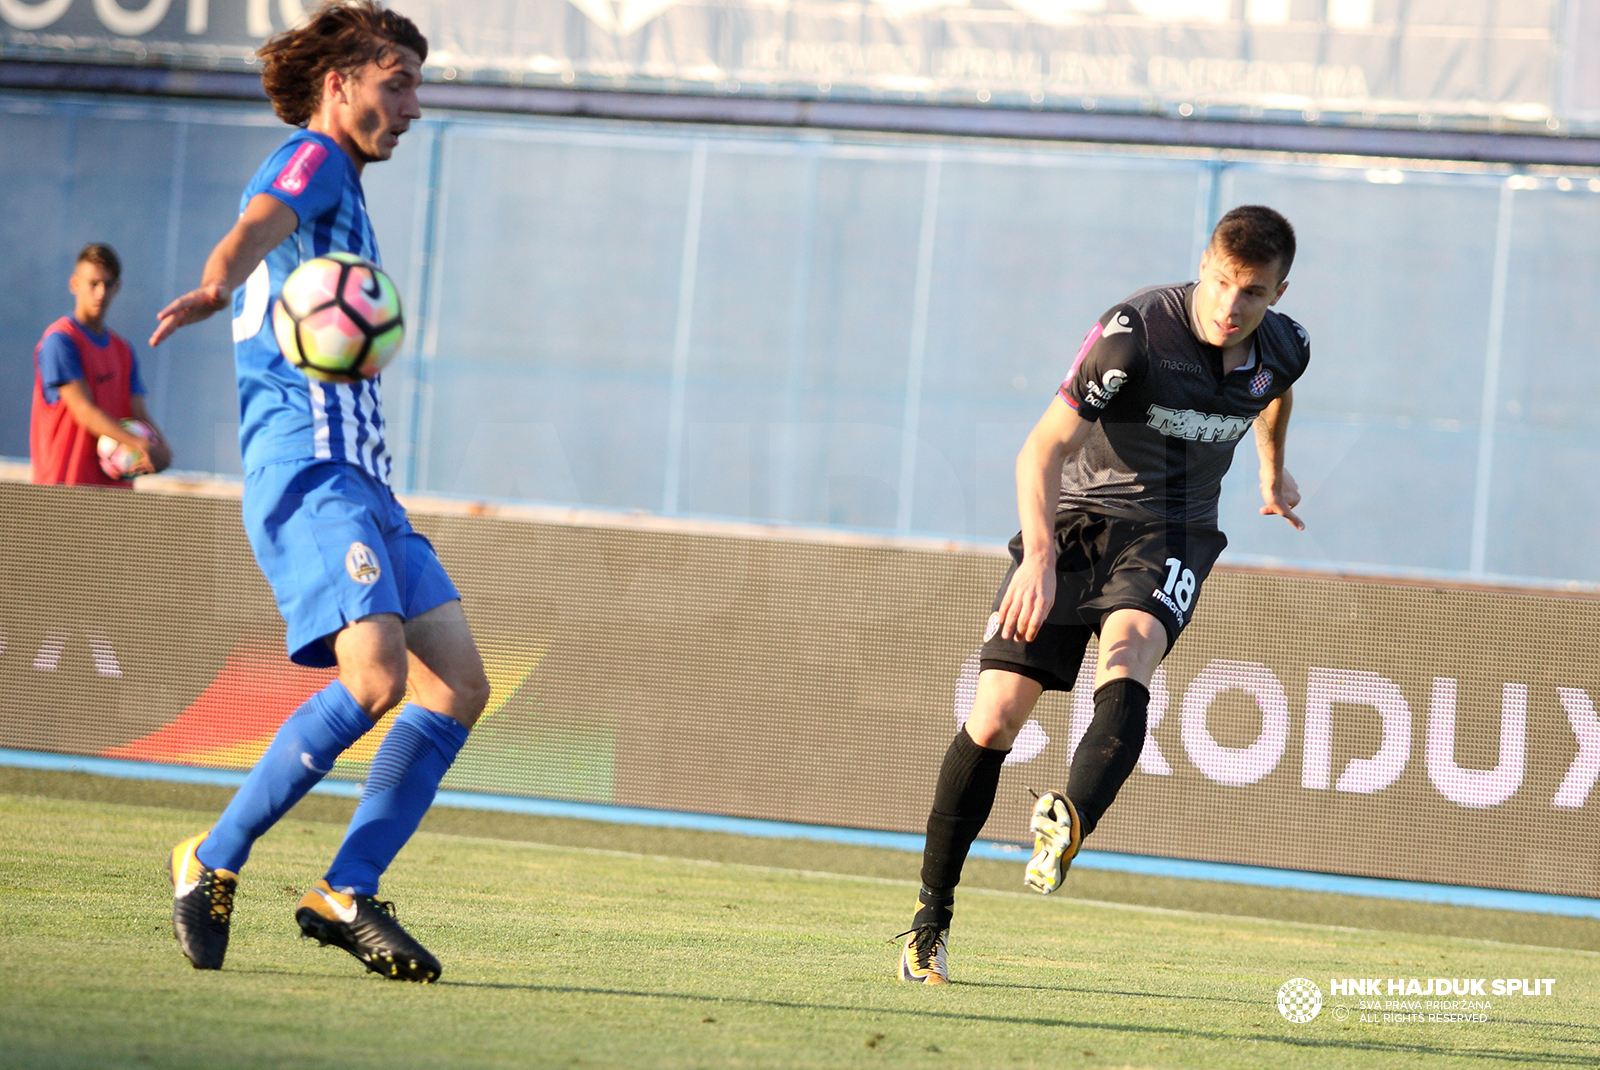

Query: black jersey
[1056,282,1310,527]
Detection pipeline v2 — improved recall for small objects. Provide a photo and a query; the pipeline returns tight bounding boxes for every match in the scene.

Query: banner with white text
[3,480,1598,898]
[2,0,1592,126]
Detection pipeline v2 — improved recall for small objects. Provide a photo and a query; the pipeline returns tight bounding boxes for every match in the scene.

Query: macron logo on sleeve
[272,142,328,196]
[1101,311,1134,337]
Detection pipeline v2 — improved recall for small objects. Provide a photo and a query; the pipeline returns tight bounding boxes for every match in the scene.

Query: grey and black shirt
[1056,281,1310,528]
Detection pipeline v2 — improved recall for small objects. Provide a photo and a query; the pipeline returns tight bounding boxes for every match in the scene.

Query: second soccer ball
[97,418,155,480]
[272,253,404,382]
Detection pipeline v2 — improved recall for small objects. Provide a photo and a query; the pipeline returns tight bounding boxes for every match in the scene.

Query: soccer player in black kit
[900,205,1310,983]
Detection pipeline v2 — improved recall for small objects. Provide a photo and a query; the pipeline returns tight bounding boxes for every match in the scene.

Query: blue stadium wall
[7,86,1600,586]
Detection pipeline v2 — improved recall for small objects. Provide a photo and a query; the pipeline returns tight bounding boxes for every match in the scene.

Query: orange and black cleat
[169,832,238,970]
[295,879,441,982]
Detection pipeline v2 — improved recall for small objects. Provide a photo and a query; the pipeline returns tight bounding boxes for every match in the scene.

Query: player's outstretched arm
[999,396,1094,642]
[149,194,299,347]
[1256,388,1304,530]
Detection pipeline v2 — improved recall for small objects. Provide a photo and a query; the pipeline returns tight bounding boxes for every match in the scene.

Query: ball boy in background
[31,243,171,485]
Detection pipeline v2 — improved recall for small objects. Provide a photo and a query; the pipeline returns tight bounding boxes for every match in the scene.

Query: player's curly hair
[257,1,428,127]
[1210,205,1296,281]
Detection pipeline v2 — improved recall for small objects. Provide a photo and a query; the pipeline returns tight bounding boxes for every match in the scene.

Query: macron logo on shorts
[1151,586,1186,627]
[272,142,328,196]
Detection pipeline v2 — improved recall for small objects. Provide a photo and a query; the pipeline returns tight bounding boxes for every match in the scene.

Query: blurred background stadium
[6,0,1600,909]
[7,0,1600,580]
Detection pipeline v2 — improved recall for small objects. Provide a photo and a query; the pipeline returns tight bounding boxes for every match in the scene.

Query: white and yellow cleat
[898,925,949,984]
[1024,790,1082,895]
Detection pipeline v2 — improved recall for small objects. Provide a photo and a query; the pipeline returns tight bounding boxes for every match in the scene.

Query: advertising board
[5,480,1596,897]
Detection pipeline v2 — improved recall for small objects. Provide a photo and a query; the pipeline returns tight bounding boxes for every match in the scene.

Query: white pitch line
[412,829,1600,957]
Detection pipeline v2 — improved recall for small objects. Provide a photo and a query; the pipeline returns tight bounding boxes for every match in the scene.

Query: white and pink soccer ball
[272,253,404,382]
[97,418,155,480]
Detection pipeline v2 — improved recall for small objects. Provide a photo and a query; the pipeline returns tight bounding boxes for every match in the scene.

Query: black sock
[1066,678,1150,838]
[911,887,954,930]
[918,727,1009,920]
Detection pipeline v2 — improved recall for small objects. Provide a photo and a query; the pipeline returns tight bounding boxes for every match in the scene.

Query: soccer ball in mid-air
[97,418,155,480]
[272,253,404,382]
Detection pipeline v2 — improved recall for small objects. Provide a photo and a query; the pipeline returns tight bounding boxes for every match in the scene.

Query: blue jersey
[230,129,392,483]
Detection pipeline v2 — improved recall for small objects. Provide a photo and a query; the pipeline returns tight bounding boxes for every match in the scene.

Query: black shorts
[978,510,1227,692]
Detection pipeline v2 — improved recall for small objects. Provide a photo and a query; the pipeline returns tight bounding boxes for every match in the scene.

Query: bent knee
[964,716,1016,750]
[458,667,492,718]
[966,676,1042,749]
[345,672,407,717]
[430,666,491,728]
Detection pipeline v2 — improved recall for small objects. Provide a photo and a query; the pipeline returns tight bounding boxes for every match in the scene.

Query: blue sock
[197,680,374,873]
[323,703,470,896]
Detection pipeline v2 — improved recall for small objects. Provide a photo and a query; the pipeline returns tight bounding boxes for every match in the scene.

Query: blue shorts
[243,459,460,668]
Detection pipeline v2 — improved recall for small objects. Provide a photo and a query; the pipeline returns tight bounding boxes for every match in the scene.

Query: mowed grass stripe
[9,765,1600,954]
[432,831,1600,955]
[1,791,1597,1070]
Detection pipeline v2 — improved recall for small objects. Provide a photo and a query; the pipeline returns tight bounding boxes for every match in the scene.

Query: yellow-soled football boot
[898,924,949,984]
[295,879,441,982]
[1024,790,1082,894]
[169,832,237,970]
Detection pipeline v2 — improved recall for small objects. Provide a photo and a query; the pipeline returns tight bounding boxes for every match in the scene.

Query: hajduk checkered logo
[1249,367,1273,397]
[1277,977,1323,1023]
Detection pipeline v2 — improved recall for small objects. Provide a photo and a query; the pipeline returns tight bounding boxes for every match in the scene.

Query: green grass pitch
[2,768,1598,1069]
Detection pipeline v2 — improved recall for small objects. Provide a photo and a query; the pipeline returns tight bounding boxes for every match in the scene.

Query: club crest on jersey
[345,542,381,585]
[1249,368,1273,397]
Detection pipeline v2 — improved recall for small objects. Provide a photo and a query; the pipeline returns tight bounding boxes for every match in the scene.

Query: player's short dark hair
[74,243,121,282]
[1209,205,1296,281]
[257,1,428,128]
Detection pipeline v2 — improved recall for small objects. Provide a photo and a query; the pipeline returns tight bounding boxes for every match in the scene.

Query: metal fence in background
[5,90,1600,582]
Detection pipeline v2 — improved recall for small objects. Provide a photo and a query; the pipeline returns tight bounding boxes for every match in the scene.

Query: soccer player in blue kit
[149,1,489,982]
